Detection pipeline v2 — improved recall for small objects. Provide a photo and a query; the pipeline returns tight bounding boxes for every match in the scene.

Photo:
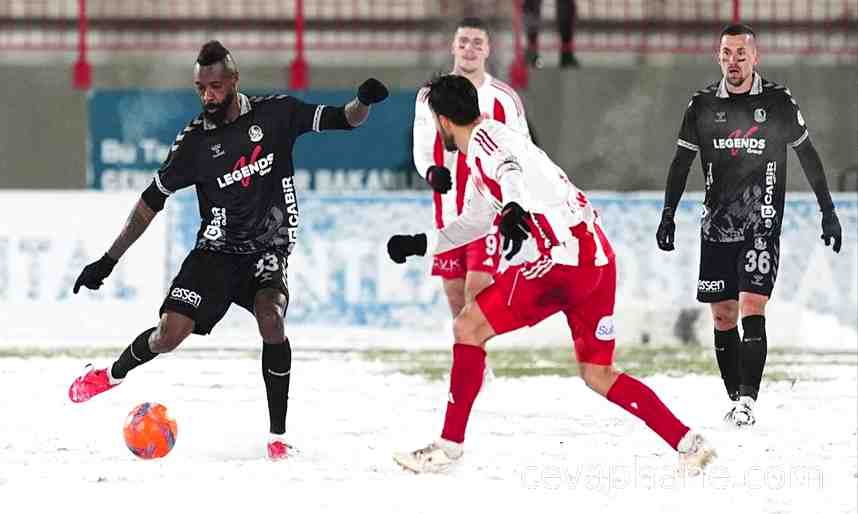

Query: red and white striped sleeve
[491,79,530,140]
[430,180,496,255]
[471,121,528,207]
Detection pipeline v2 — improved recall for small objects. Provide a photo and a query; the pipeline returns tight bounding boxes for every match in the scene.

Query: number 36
[744,249,771,274]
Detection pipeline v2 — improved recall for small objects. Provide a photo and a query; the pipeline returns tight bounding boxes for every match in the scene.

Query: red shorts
[476,260,617,365]
[432,234,500,279]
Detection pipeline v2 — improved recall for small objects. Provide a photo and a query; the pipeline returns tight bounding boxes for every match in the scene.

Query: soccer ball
[122,402,178,459]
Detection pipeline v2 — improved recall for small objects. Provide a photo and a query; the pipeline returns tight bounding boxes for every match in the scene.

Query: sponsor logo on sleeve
[595,316,615,341]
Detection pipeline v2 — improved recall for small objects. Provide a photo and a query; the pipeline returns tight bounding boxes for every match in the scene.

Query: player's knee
[740,295,768,316]
[151,326,187,353]
[150,313,193,353]
[712,315,738,331]
[711,304,738,330]
[255,306,284,336]
[579,364,618,395]
[452,310,482,344]
[452,315,473,343]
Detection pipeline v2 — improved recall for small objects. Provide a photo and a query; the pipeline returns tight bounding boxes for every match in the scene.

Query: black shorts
[697,235,780,303]
[160,249,289,335]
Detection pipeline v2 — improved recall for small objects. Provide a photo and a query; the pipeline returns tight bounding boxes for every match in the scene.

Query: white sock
[676,431,696,453]
[437,438,463,457]
[269,433,288,443]
[106,367,123,385]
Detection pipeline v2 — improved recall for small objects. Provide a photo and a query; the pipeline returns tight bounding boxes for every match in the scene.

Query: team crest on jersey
[248,125,264,143]
[715,111,727,123]
[210,144,225,159]
[754,108,767,123]
[754,237,767,251]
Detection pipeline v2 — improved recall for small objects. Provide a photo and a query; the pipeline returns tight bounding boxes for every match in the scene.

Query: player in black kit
[67,41,389,459]
[656,24,842,427]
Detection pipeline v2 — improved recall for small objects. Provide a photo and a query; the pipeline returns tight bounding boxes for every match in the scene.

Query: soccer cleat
[267,435,291,461]
[677,431,717,476]
[68,364,121,403]
[723,401,739,424]
[559,51,580,68]
[393,439,463,474]
[725,396,756,428]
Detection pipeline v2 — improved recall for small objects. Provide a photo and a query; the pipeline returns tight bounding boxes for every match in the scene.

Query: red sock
[606,373,690,449]
[440,343,486,443]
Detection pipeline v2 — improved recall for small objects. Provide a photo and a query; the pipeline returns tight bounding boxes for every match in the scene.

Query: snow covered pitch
[1,331,855,514]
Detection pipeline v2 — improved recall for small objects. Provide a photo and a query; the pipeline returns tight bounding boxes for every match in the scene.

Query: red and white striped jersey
[431,119,614,274]
[413,73,530,229]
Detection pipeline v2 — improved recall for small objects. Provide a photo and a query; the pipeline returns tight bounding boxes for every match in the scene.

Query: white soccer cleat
[393,439,463,474]
[726,396,756,428]
[722,401,739,425]
[677,431,717,476]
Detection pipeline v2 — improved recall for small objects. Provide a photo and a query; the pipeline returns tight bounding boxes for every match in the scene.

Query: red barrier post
[72,0,92,90]
[732,0,741,23]
[289,0,309,90]
[508,0,529,89]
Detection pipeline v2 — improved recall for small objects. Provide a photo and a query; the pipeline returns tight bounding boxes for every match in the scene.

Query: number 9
[485,235,498,256]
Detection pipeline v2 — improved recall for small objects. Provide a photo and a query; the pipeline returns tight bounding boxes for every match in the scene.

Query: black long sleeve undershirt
[318,104,356,131]
[662,146,698,212]
[793,137,835,213]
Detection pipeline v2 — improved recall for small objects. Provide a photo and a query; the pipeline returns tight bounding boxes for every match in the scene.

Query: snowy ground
[1,343,856,514]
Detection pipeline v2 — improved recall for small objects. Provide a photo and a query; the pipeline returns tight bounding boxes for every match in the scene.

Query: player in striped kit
[413,17,530,320]
[388,75,715,475]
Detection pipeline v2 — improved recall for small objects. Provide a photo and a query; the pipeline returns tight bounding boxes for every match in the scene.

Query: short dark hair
[196,40,236,71]
[426,75,481,126]
[720,23,756,40]
[457,17,489,36]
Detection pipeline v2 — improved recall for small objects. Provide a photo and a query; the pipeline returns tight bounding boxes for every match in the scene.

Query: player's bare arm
[72,198,157,294]
[107,198,158,261]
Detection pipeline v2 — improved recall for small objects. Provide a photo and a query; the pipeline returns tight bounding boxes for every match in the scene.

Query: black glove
[73,253,118,294]
[387,234,427,264]
[821,209,842,253]
[656,207,676,252]
[499,202,530,260]
[425,165,452,194]
[357,78,389,105]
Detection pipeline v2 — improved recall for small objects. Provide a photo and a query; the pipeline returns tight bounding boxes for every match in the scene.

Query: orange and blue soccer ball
[123,402,177,459]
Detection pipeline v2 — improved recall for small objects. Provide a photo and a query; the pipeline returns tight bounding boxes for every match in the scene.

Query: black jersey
[676,73,808,243]
[149,93,328,255]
